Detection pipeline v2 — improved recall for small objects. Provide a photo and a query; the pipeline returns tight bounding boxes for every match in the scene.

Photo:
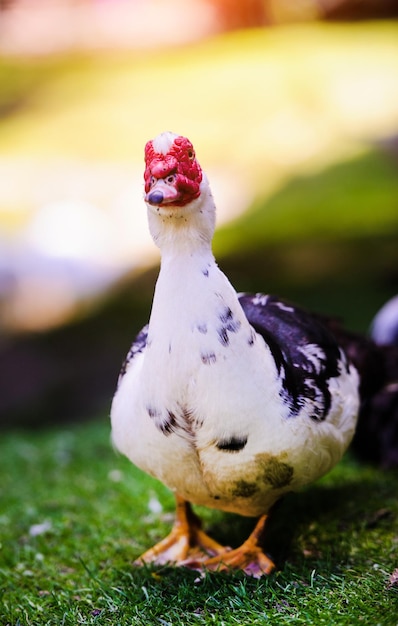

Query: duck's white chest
[111,255,358,516]
[111,326,291,515]
[111,257,292,514]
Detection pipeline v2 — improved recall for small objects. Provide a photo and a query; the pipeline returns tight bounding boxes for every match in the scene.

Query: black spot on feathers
[149,404,202,439]
[201,352,217,365]
[218,326,230,346]
[163,411,178,435]
[219,306,234,324]
[146,405,177,436]
[146,405,161,419]
[201,262,211,278]
[117,324,148,385]
[216,435,248,452]
[217,306,241,346]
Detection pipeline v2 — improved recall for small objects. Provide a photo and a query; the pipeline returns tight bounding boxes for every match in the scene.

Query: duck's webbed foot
[134,496,228,567]
[184,514,275,578]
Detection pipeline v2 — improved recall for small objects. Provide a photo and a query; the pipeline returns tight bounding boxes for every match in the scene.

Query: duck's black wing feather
[117,324,148,385]
[238,293,350,422]
[239,292,398,468]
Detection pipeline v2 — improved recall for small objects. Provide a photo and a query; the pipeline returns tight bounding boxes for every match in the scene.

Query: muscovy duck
[111,131,362,577]
[337,296,398,470]
[371,295,398,347]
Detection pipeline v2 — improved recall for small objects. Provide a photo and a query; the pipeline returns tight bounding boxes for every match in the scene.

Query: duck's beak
[145,178,179,206]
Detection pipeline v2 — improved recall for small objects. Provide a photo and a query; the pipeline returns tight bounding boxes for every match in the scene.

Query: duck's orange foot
[183,513,275,578]
[198,543,275,578]
[134,497,228,567]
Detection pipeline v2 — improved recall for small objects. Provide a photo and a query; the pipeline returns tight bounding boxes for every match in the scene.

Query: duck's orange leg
[135,495,228,567]
[195,514,275,578]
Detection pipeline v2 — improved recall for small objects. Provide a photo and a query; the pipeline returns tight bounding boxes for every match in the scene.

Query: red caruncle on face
[144,136,203,207]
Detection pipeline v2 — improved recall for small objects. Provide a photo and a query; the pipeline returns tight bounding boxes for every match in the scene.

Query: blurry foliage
[0,22,398,165]
[214,148,398,330]
[0,56,69,117]
[215,150,398,249]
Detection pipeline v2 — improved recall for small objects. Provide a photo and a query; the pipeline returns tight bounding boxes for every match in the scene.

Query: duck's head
[144,132,202,211]
[144,132,216,250]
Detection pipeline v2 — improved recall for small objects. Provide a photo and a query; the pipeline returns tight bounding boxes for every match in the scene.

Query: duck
[371,295,398,347]
[110,131,360,577]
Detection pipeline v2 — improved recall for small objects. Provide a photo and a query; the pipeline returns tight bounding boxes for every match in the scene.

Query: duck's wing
[117,324,148,386]
[238,293,352,422]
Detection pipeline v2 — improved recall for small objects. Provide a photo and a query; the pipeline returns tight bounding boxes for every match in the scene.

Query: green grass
[1,418,397,625]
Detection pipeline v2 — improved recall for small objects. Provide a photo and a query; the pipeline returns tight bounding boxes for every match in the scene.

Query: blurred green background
[0,0,398,428]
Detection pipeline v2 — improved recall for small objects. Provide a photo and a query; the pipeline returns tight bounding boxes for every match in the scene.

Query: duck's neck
[146,181,250,348]
[146,177,216,258]
[151,244,218,324]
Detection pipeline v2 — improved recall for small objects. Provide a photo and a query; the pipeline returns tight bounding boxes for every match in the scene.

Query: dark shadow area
[179,473,398,572]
